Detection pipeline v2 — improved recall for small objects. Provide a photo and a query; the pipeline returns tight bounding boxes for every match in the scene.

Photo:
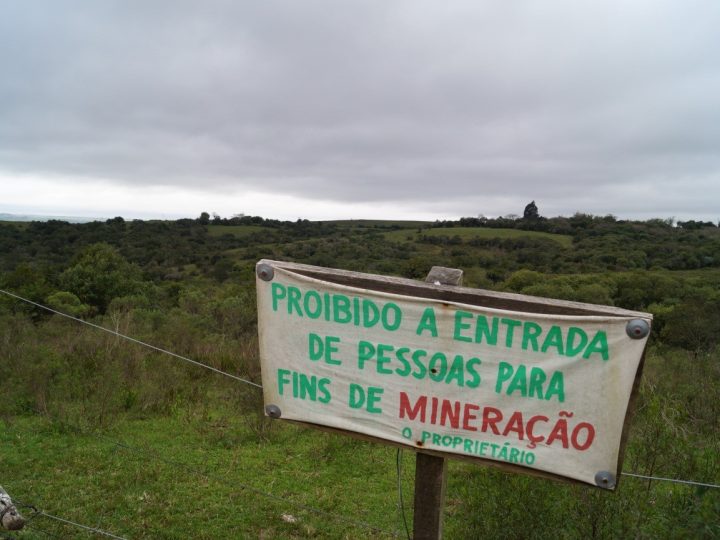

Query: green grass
[326,219,431,230]
[1,412,411,539]
[2,216,719,539]
[4,391,717,539]
[207,225,268,237]
[2,349,718,538]
[383,226,573,247]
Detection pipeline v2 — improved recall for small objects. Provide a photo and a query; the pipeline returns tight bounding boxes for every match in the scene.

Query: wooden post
[413,266,463,540]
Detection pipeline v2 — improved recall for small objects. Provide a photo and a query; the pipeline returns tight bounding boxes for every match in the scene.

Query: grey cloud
[1,0,719,219]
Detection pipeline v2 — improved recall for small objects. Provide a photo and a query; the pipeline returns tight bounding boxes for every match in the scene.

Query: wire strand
[0,289,399,535]
[8,496,126,540]
[621,472,720,489]
[5,290,717,532]
[396,448,411,540]
[34,511,128,539]
[0,288,262,389]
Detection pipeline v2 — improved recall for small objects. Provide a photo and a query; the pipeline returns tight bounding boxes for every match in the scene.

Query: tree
[523,201,539,220]
[46,291,90,317]
[0,263,52,303]
[661,297,720,354]
[198,212,210,225]
[59,243,144,313]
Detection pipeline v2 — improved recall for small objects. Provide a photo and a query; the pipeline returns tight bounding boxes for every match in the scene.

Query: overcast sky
[1,1,719,222]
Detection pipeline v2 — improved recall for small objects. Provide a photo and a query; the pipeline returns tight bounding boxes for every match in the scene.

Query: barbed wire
[33,511,128,539]
[396,448,411,540]
[7,495,127,539]
[0,289,403,535]
[3,287,718,540]
[621,472,720,489]
[0,288,263,389]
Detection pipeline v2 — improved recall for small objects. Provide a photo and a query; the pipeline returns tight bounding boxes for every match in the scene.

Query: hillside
[0,214,718,538]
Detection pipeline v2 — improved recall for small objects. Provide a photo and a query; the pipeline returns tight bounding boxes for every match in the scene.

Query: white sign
[256,261,651,488]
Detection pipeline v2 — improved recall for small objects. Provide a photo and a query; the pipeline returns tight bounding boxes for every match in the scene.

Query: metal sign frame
[255,259,652,490]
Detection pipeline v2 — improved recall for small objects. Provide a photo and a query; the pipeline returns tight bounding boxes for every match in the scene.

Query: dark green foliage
[661,295,720,353]
[198,211,210,225]
[59,243,145,312]
[0,214,719,538]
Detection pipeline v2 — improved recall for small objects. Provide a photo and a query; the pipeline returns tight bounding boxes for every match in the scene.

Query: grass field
[1,411,413,539]
[2,217,719,538]
[207,225,268,237]
[325,219,430,230]
[4,349,715,540]
[383,226,573,247]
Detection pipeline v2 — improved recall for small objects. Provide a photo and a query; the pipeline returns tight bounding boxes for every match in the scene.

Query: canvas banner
[256,264,651,487]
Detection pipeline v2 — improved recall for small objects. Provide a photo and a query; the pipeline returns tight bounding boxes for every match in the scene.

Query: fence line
[8,495,127,539]
[4,288,718,491]
[0,289,262,389]
[33,510,128,539]
[620,472,720,489]
[3,286,718,540]
[396,448,411,540]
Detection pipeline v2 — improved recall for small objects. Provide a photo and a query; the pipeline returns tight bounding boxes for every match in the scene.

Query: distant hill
[0,212,97,223]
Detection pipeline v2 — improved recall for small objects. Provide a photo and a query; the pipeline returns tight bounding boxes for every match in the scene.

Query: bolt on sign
[256,260,652,489]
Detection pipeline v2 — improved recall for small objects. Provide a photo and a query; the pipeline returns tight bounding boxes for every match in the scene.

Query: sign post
[255,259,652,534]
[413,266,463,540]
